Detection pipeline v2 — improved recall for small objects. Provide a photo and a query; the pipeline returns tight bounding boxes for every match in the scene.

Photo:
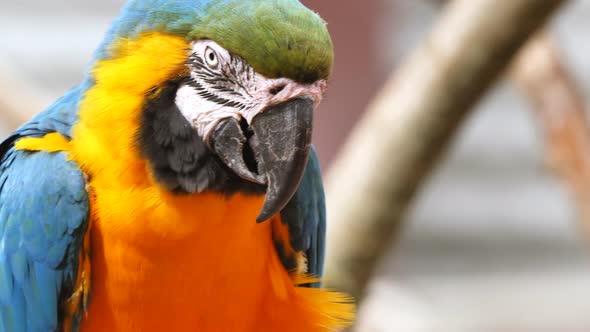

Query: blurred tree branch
[511,33,590,237]
[323,0,567,308]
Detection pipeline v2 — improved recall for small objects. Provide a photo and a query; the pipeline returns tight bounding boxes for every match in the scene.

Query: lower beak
[210,98,314,222]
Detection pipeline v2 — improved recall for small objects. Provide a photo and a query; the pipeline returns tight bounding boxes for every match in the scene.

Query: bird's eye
[204,47,219,69]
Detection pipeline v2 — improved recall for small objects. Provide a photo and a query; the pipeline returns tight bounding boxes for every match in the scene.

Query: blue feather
[0,87,89,331]
[280,147,327,286]
[0,257,13,306]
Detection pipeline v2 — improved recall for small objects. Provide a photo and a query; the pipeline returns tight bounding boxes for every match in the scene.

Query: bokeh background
[1,1,590,331]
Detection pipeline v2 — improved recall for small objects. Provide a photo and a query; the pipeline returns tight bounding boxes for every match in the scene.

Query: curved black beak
[210,98,314,222]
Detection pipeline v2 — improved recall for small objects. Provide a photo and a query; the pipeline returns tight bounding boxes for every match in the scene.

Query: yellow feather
[15,132,71,153]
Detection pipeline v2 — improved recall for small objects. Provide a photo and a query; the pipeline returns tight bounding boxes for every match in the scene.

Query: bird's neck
[70,32,190,187]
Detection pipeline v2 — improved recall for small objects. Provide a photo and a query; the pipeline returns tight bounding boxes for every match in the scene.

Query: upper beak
[210,97,314,222]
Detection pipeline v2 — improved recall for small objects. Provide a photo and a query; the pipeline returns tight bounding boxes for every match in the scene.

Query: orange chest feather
[79,182,294,331]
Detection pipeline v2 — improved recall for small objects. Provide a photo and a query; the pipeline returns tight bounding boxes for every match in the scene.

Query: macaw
[0,0,354,331]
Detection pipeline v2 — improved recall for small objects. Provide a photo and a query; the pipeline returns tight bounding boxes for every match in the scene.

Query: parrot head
[92,0,333,222]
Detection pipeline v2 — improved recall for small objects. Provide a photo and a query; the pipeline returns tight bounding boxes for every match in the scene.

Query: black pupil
[208,51,215,62]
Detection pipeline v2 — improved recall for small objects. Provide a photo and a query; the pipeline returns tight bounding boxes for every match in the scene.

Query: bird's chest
[78,184,285,332]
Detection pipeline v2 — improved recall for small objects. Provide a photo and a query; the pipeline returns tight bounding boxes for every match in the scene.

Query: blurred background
[1,0,590,331]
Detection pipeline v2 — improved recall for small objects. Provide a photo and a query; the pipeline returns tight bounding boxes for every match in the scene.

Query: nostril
[269,85,286,95]
[239,117,251,137]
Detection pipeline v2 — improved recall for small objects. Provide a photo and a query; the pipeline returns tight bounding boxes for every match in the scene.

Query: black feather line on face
[188,52,255,102]
[185,78,246,109]
[137,78,265,196]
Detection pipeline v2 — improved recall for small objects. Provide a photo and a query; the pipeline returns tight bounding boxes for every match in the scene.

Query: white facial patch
[175,40,328,142]
[175,85,241,139]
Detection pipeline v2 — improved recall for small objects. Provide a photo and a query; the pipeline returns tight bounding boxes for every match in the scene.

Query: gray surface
[1,0,590,330]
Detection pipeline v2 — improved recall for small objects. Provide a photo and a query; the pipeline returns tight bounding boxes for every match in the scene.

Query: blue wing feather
[0,86,89,332]
[280,147,326,286]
